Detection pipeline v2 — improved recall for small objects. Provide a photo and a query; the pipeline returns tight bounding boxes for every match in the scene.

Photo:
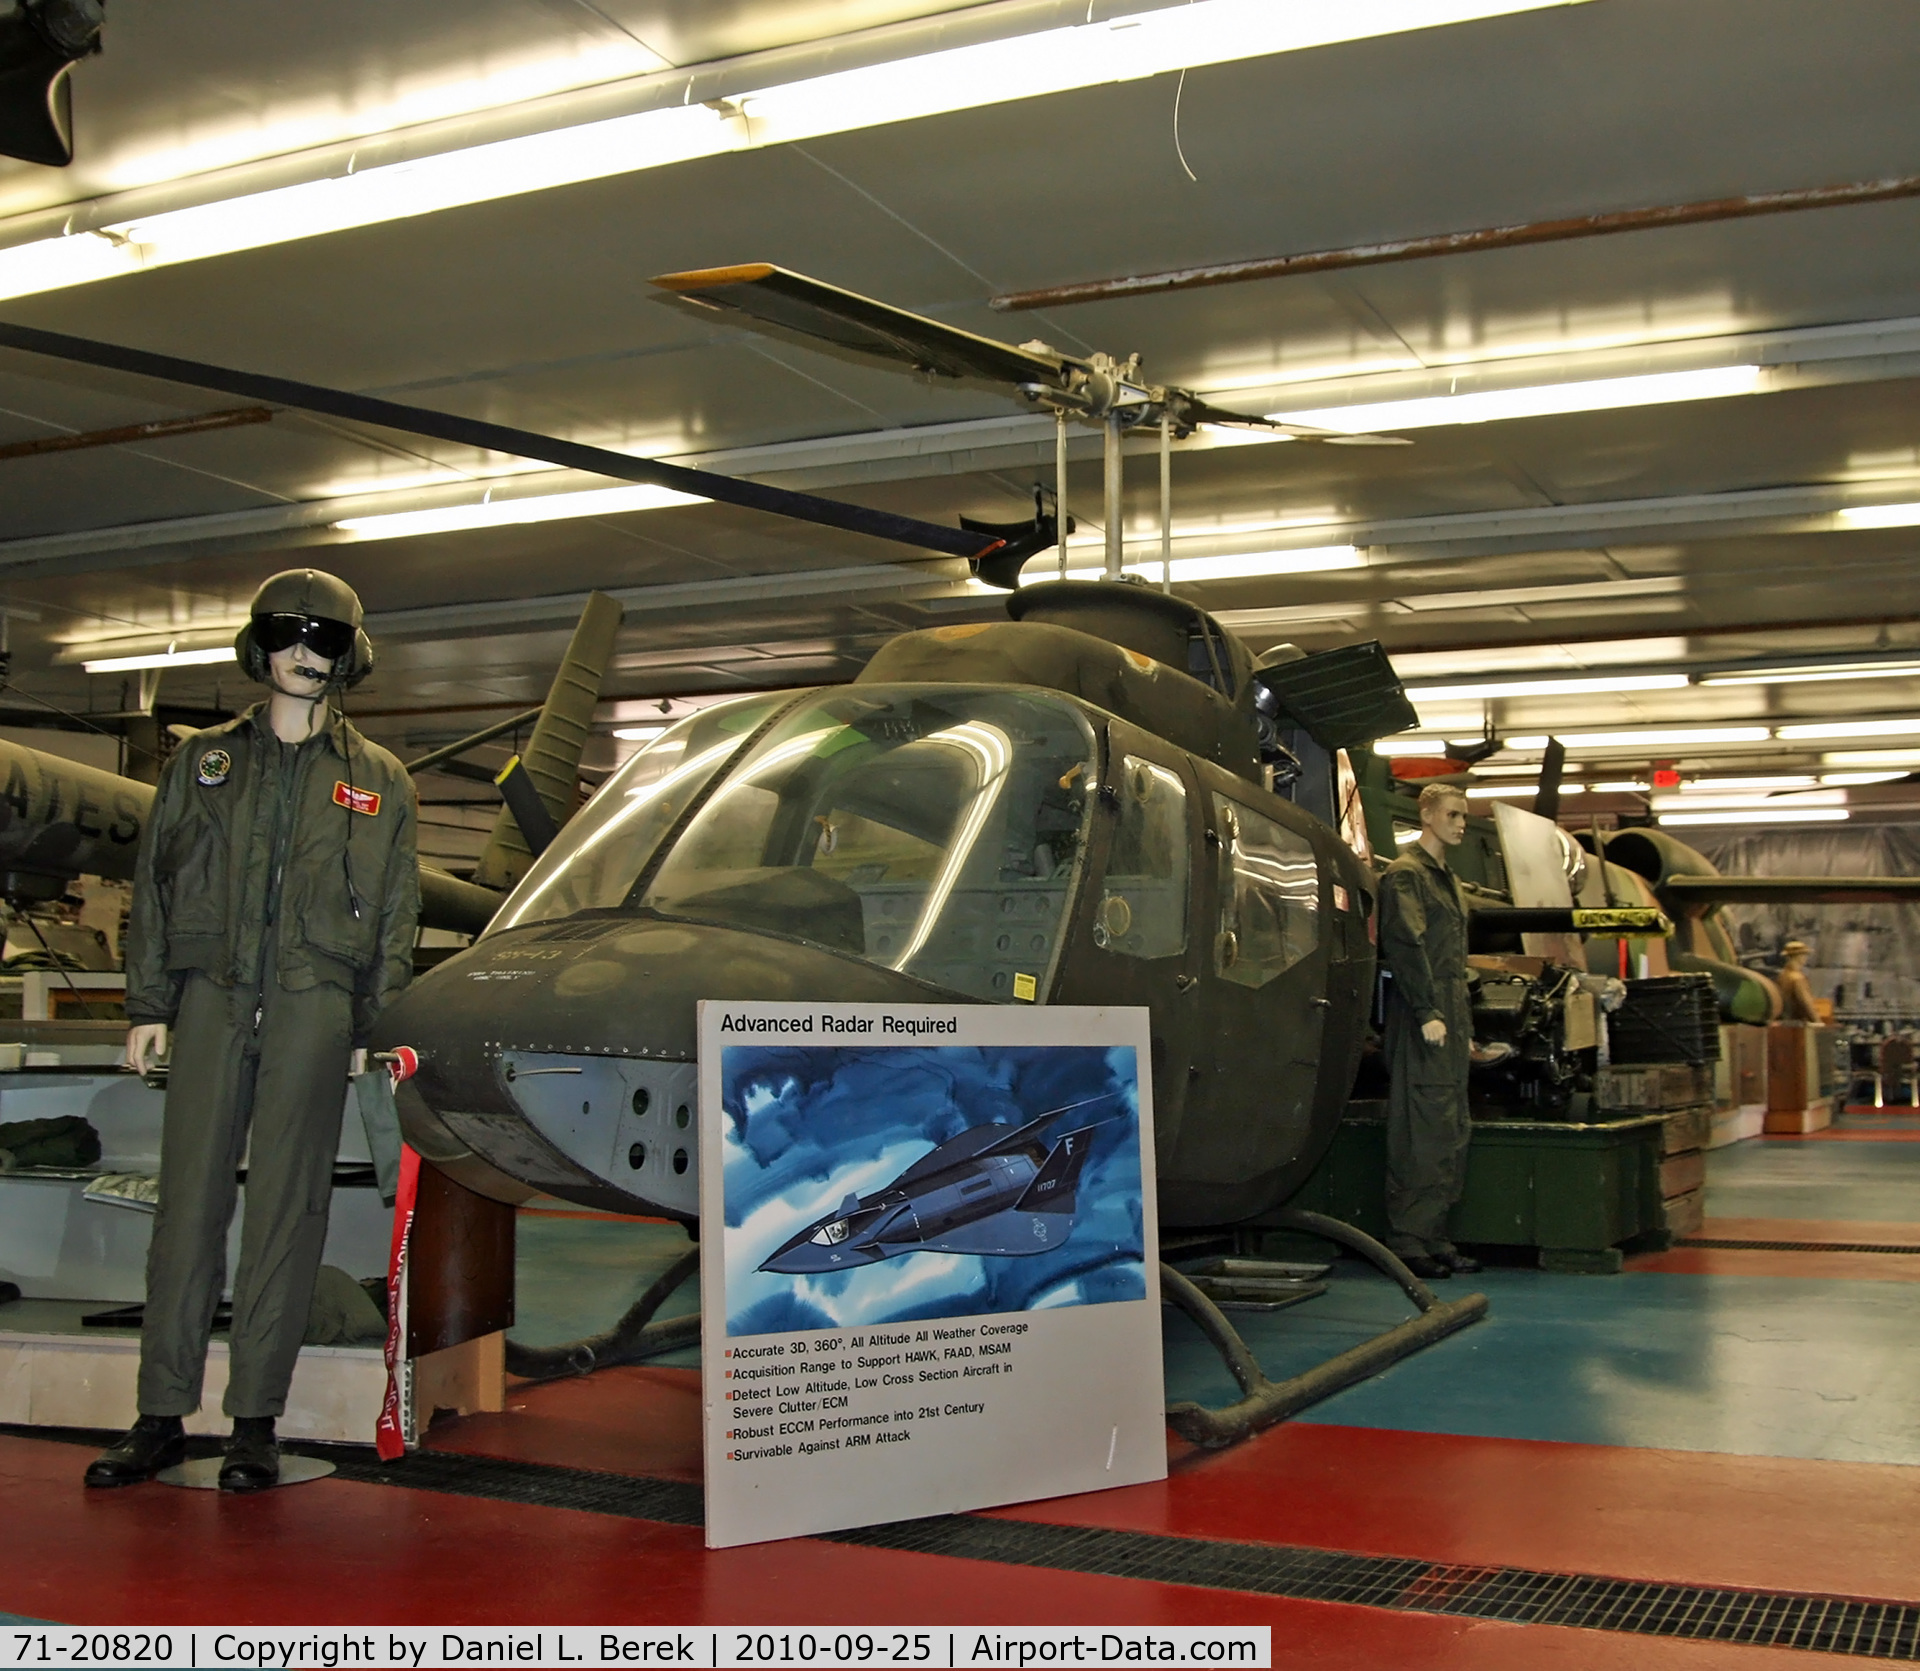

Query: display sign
[698,1001,1164,1550]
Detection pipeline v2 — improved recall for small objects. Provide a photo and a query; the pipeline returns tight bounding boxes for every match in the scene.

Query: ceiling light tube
[1775,718,1920,741]
[1588,780,1651,793]
[1837,503,1920,529]
[1821,749,1920,767]
[1650,790,1846,812]
[1821,771,1908,785]
[1678,775,1817,791]
[1657,809,1850,827]
[0,0,1590,305]
[1700,660,1920,686]
[1270,365,1764,433]
[1477,727,1772,751]
[611,725,668,742]
[1407,673,1689,701]
[335,482,707,540]
[1465,783,1585,798]
[1025,544,1361,585]
[80,645,237,673]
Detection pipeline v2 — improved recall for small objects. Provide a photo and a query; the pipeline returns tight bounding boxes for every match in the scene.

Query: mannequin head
[1418,782,1468,850]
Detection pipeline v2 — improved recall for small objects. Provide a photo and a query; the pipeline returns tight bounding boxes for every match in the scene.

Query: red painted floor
[418,1366,1920,1605]
[1764,1129,1920,1141]
[0,1433,1830,1666]
[1628,1244,1920,1278]
[1700,1217,1920,1243]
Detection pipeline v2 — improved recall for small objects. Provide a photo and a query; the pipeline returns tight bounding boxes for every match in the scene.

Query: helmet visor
[255,612,355,661]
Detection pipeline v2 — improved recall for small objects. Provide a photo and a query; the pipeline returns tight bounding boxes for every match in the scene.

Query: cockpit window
[634,686,1096,1003]
[486,694,788,935]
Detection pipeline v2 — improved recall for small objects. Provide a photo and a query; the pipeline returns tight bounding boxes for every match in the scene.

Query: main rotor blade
[1180,394,1412,446]
[0,319,1001,561]
[653,264,1076,390]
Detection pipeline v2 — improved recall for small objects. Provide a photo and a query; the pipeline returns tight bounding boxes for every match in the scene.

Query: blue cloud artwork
[720,1043,1145,1336]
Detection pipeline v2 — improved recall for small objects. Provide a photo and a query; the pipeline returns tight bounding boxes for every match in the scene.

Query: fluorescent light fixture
[1837,503,1920,529]
[1650,790,1845,812]
[0,0,1589,304]
[1271,365,1763,434]
[1658,809,1850,827]
[1145,545,1360,584]
[1465,783,1585,798]
[1821,771,1907,786]
[1381,739,1450,756]
[1678,775,1817,791]
[1701,660,1920,687]
[1774,718,1920,741]
[1588,780,1651,793]
[335,482,707,540]
[1029,545,1361,586]
[81,645,237,674]
[1407,673,1688,701]
[1821,750,1920,768]
[611,725,667,743]
[1489,727,1772,751]
[1476,761,1581,776]
[1394,828,1422,844]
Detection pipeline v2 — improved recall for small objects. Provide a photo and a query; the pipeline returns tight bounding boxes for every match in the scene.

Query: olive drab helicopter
[0,294,1659,1443]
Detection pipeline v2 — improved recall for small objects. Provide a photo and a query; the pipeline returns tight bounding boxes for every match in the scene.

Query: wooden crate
[1659,1148,1706,1199]
[1598,1062,1713,1112]
[1662,1187,1705,1238]
[1660,1105,1712,1155]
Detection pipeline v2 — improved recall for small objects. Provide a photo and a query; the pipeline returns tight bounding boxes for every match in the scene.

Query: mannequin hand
[125,1024,168,1074]
[350,1048,368,1076]
[1421,1019,1448,1047]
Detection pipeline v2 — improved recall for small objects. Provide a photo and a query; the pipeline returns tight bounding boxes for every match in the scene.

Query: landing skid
[1162,1208,1489,1449]
[504,1210,1488,1454]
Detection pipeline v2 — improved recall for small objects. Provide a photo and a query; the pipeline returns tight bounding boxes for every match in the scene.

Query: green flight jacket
[124,705,419,1045]
[1377,841,1471,1086]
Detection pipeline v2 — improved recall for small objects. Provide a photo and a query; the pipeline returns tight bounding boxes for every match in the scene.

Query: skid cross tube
[1163,1208,1488,1449]
[504,1246,701,1382]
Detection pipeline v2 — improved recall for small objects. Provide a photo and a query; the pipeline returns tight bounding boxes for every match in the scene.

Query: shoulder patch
[333,782,381,816]
[196,748,232,787]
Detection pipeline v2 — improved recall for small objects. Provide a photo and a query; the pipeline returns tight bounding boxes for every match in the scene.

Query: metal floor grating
[10,1426,1920,1658]
[1677,1238,1920,1255]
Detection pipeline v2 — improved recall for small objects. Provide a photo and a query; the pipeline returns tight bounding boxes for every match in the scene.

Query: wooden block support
[408,1160,516,1359]
[412,1329,506,1424]
[1763,1102,1836,1136]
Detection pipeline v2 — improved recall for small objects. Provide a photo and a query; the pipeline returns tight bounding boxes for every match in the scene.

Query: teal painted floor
[1704,1127,1920,1221]
[513,1126,1920,1468]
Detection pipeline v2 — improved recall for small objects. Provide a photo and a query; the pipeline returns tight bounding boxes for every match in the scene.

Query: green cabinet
[1284,1105,1668,1272]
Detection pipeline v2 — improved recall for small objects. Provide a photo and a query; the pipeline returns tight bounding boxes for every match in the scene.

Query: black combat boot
[84,1414,186,1487]
[219,1415,279,1493]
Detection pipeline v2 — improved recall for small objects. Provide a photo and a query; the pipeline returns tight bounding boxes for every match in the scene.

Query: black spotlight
[0,0,104,168]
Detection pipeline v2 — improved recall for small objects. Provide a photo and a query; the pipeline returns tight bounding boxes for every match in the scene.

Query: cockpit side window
[1212,794,1320,988]
[1096,757,1189,960]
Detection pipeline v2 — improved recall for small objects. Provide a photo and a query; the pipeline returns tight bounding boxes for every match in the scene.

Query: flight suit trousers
[1384,1041,1472,1258]
[136,969,353,1419]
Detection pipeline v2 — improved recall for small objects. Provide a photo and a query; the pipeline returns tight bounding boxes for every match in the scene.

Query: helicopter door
[1177,783,1328,1223]
[1053,730,1202,1165]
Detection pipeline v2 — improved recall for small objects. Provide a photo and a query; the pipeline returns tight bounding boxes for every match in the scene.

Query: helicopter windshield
[486,694,788,935]
[633,686,1096,1002]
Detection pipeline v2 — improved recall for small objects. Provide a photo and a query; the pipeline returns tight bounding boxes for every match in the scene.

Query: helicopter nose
[371,915,977,1218]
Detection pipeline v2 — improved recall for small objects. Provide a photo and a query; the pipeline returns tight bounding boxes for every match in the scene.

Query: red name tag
[333,782,381,816]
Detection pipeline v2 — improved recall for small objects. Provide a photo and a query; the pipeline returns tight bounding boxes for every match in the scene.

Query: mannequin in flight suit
[1377,781,1482,1282]
[86,570,418,1492]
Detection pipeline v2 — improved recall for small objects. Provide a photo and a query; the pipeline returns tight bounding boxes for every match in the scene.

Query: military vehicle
[759,1099,1111,1274]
